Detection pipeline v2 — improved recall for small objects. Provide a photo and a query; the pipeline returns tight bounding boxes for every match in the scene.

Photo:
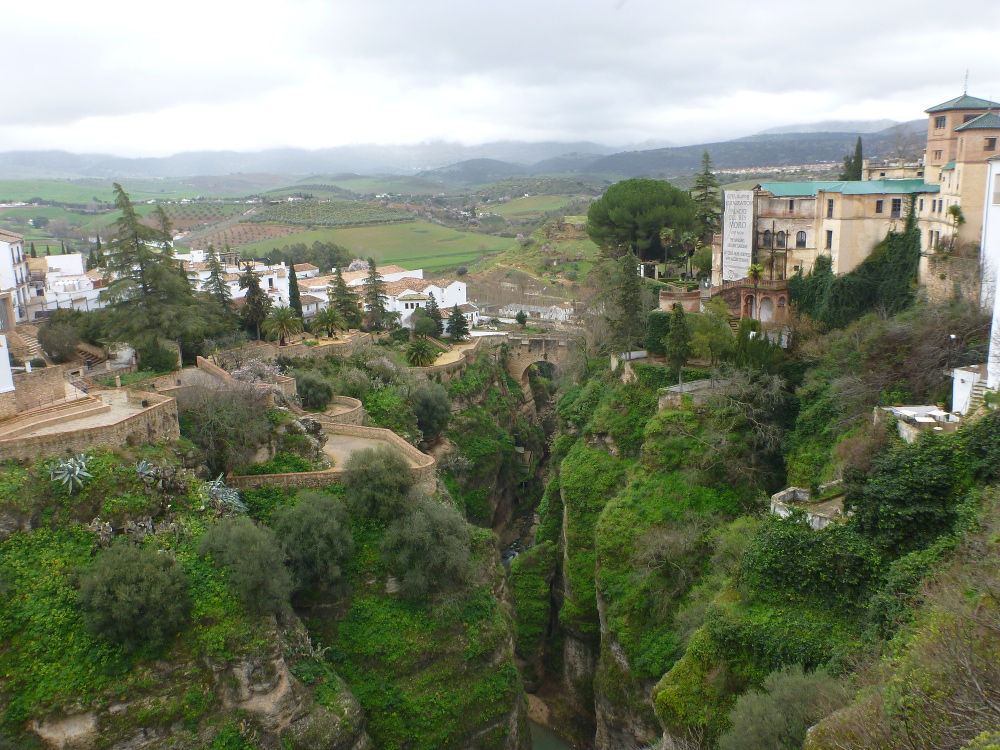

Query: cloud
[6,0,1000,155]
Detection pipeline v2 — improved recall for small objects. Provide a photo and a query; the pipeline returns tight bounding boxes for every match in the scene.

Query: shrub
[380,497,473,600]
[296,371,334,410]
[197,517,292,613]
[78,542,190,652]
[242,453,314,475]
[413,316,438,337]
[28,358,46,369]
[37,319,81,362]
[181,385,274,475]
[272,492,354,593]
[137,345,179,372]
[718,665,851,750]
[343,445,414,522]
[412,382,451,439]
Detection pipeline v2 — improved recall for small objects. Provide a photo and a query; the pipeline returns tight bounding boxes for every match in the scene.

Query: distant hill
[529,152,606,174]
[756,119,901,135]
[587,121,927,178]
[416,159,529,186]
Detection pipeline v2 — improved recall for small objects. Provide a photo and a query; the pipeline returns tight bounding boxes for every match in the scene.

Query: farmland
[237,220,515,274]
[489,195,576,219]
[184,223,304,252]
[244,200,412,227]
[0,179,206,205]
[285,174,462,196]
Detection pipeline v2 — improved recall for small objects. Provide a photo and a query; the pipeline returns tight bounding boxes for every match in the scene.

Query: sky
[6,0,1000,158]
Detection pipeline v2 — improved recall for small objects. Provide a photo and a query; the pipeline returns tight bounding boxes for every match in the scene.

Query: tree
[288,262,302,317]
[272,492,354,594]
[948,204,966,252]
[37,319,81,363]
[343,444,414,523]
[691,151,721,238]
[380,496,473,600]
[101,183,205,354]
[608,252,645,355]
[296,371,334,410]
[263,305,303,346]
[202,245,232,318]
[425,292,443,335]
[329,266,361,328]
[405,337,439,367]
[446,305,469,341]
[198,517,293,613]
[362,257,389,330]
[32,216,48,230]
[586,178,700,262]
[411,309,438,337]
[181,385,274,474]
[239,265,271,340]
[839,137,863,181]
[515,310,528,327]
[691,296,734,386]
[663,303,693,387]
[747,263,765,319]
[30,243,36,259]
[314,306,347,338]
[78,542,190,652]
[412,381,451,439]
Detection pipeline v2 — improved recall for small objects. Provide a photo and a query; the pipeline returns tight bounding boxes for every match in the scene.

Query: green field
[245,200,411,227]
[288,174,464,196]
[0,179,207,205]
[490,195,574,219]
[232,220,515,274]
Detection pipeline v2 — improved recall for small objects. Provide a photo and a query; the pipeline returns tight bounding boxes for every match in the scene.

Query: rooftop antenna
[964,69,969,95]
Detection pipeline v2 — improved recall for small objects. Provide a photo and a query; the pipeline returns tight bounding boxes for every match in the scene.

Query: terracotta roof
[383,278,434,296]
[293,263,319,272]
[0,229,24,242]
[300,275,333,290]
[300,294,324,304]
[341,265,414,285]
[85,269,105,280]
[442,303,478,315]
[222,273,241,282]
[182,261,210,271]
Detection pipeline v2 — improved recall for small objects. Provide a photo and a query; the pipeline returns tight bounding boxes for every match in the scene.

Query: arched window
[796,231,807,248]
[762,230,772,247]
[775,231,786,249]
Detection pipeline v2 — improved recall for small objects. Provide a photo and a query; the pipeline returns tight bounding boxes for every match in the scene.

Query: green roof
[941,161,956,171]
[926,94,1000,113]
[955,112,1000,131]
[758,179,939,197]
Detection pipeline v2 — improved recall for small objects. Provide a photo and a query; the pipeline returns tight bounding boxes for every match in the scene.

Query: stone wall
[317,396,365,426]
[0,391,179,462]
[227,422,435,494]
[919,253,981,305]
[227,333,374,362]
[0,366,67,420]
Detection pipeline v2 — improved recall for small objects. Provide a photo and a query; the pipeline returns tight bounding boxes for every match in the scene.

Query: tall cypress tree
[239,265,271,340]
[609,253,645,355]
[288,262,302,317]
[692,151,721,237]
[426,292,443,336]
[30,243,36,259]
[663,303,692,387]
[329,266,360,328]
[362,258,388,330]
[203,245,233,317]
[840,137,864,180]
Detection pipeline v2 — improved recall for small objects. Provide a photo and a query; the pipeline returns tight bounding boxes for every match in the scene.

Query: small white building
[0,230,30,329]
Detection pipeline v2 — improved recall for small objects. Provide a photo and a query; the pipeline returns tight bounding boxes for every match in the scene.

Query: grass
[489,195,574,219]
[0,179,205,205]
[235,220,515,274]
[289,174,465,196]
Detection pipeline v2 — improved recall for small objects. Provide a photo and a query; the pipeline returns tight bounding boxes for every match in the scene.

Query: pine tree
[93,234,104,268]
[362,258,389,330]
[329,266,361,329]
[609,253,645,355]
[426,292,443,336]
[446,305,469,341]
[288,262,302,317]
[840,137,864,180]
[239,265,271,341]
[30,243,36,259]
[663,303,692,387]
[202,245,233,316]
[692,151,721,236]
[102,183,204,355]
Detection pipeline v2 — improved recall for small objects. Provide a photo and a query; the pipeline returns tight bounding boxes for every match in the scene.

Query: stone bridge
[505,335,572,389]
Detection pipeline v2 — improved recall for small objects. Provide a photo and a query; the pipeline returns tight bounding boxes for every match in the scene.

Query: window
[919,198,924,211]
[917,170,924,177]
[775,231,786,249]
[933,149,943,160]
[986,138,997,152]
[762,229,772,247]
[268,278,274,289]
[788,199,795,212]
[928,230,935,248]
[935,116,947,129]
[879,172,887,178]
[825,230,833,249]
[826,199,834,218]
[875,199,884,214]
[796,231,807,248]
[891,198,902,218]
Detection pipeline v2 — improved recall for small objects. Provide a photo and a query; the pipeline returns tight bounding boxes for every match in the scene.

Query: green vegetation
[245,199,412,227]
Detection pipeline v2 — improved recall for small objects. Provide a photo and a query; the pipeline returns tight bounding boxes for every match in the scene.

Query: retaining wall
[228,333,374,362]
[0,367,66,420]
[0,390,179,462]
[226,422,435,494]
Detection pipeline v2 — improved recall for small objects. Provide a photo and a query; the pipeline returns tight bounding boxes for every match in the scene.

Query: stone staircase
[6,327,44,363]
[966,381,989,415]
[0,395,109,439]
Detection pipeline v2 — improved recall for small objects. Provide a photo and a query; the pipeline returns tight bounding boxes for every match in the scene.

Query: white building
[182,251,291,308]
[0,230,30,330]
[981,155,1000,388]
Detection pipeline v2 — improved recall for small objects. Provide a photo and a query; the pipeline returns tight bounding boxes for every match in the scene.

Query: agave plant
[135,459,156,486]
[49,454,93,495]
[204,475,248,517]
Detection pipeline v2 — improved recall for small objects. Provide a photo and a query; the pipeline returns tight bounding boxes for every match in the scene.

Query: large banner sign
[721,190,754,281]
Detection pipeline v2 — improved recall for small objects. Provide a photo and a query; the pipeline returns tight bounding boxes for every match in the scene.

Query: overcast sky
[6,0,1000,157]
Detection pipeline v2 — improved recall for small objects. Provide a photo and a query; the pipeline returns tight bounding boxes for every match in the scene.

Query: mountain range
[0,119,926,184]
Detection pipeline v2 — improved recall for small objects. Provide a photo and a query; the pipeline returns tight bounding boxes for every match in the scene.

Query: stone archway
[505,336,571,397]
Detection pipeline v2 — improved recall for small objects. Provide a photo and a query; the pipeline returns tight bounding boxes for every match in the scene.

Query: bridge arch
[504,336,571,395]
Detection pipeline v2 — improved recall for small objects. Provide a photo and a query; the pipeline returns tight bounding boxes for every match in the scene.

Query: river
[530,721,574,750]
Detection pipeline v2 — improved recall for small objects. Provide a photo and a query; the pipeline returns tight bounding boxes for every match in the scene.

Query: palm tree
[947,204,966,253]
[262,306,303,346]
[405,338,439,367]
[314,306,347,339]
[747,263,765,320]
